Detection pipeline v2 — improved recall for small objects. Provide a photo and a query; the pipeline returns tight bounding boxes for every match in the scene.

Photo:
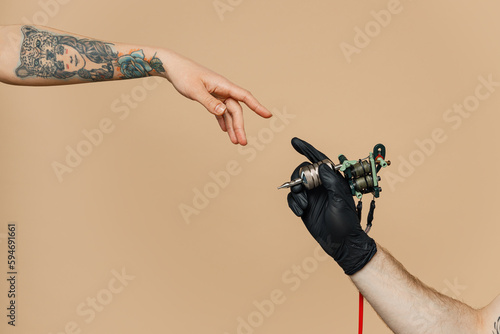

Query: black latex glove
[287,137,377,275]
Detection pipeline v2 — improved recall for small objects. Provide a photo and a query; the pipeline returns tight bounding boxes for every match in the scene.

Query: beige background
[1,0,500,333]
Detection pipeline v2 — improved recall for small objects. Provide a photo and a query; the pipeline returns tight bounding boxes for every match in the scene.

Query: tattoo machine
[278,144,390,200]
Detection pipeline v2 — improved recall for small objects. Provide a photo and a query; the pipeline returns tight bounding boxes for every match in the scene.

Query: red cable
[358,293,364,334]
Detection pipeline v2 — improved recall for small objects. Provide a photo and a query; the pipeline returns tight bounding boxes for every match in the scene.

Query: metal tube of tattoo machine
[277,159,341,190]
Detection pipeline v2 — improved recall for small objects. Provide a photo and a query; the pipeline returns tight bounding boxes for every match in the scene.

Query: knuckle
[243,89,253,99]
[203,95,217,108]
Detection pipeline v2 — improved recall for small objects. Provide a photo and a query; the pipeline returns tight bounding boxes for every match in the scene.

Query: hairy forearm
[350,245,482,334]
[0,25,168,85]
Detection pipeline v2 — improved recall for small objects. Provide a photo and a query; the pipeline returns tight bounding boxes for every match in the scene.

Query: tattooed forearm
[15,26,116,81]
[494,317,500,334]
[15,26,165,81]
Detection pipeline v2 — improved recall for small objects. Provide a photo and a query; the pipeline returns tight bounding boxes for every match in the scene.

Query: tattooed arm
[351,245,500,334]
[0,25,271,145]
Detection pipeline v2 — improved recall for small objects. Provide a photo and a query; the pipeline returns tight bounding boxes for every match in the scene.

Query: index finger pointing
[291,137,329,163]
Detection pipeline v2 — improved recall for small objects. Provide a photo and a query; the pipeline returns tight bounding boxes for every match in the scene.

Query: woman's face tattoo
[55,44,86,72]
[15,26,108,80]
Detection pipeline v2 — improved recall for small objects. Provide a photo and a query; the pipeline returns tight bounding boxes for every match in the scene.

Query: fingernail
[215,104,226,115]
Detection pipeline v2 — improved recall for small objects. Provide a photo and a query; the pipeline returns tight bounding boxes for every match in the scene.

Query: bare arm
[351,245,500,334]
[0,25,272,145]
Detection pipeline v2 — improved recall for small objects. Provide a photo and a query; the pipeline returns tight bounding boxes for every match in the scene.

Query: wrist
[335,233,377,276]
[140,47,169,80]
[151,48,187,83]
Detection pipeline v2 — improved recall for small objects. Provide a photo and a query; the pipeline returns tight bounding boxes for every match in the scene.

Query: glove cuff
[334,234,377,275]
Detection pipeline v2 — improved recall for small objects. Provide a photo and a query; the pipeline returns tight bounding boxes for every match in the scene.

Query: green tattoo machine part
[277,144,390,199]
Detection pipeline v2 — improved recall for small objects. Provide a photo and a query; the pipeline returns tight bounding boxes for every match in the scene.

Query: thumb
[197,90,227,116]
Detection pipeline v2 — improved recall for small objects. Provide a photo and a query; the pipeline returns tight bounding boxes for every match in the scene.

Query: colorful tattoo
[15,26,165,81]
[117,50,165,79]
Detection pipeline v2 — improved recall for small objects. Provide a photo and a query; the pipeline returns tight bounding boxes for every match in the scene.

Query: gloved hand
[287,137,377,275]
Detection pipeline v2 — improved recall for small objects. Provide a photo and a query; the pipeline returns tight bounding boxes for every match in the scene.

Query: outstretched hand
[161,50,272,145]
